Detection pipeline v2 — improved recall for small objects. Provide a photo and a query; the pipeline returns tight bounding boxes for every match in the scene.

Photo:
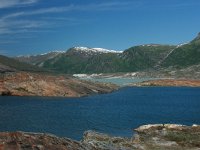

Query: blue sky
[0,0,200,56]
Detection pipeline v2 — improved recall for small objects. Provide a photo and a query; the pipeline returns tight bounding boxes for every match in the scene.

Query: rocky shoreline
[132,79,200,87]
[0,124,199,150]
[0,72,118,97]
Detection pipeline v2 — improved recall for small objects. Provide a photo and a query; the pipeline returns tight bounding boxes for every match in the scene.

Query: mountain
[14,33,200,74]
[41,45,176,73]
[121,44,176,70]
[16,51,65,67]
[0,55,45,73]
[41,47,123,73]
[161,33,200,68]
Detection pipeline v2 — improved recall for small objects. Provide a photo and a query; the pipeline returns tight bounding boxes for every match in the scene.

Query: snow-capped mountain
[73,47,123,54]
[13,32,200,74]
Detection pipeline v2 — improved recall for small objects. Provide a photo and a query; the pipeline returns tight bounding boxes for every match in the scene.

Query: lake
[0,87,200,140]
[77,76,158,86]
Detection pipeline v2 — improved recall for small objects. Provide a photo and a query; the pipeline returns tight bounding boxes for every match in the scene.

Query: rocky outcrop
[132,79,200,87]
[0,132,91,150]
[0,72,118,97]
[0,124,199,150]
[132,124,200,150]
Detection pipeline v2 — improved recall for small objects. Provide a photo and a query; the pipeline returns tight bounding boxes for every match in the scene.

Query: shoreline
[0,72,118,97]
[131,79,200,87]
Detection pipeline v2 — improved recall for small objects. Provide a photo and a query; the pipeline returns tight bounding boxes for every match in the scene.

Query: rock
[0,131,91,150]
[132,79,200,87]
[82,130,135,150]
[0,72,118,97]
[0,124,200,150]
[133,124,200,150]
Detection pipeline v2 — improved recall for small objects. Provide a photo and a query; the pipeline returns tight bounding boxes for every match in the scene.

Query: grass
[165,131,200,147]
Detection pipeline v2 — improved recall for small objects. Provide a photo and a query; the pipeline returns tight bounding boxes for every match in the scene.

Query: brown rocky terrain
[132,79,200,87]
[0,72,118,97]
[0,132,90,150]
[0,124,199,150]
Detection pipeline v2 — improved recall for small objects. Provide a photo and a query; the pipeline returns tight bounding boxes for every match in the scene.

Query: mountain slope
[36,45,175,73]
[42,47,123,73]
[0,55,44,73]
[16,51,65,67]
[161,33,200,68]
[121,44,176,71]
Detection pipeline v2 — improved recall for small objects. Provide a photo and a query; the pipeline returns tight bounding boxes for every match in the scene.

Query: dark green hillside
[122,45,176,70]
[42,52,123,73]
[161,34,200,68]
[42,45,175,73]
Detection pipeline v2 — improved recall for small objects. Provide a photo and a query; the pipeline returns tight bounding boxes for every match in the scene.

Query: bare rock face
[0,72,118,97]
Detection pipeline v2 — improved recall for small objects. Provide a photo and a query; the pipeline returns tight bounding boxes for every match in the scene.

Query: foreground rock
[0,132,91,150]
[0,124,199,150]
[0,72,118,97]
[132,79,200,87]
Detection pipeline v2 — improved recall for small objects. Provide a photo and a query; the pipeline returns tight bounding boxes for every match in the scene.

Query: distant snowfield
[73,47,123,53]
[73,73,137,79]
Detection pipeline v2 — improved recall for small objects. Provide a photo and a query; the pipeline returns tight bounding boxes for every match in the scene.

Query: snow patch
[73,47,123,54]
[40,50,65,56]
[176,42,188,48]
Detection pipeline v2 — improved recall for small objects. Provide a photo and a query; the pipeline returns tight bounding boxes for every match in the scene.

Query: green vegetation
[42,45,175,74]
[161,43,200,68]
[43,52,123,73]
[165,131,200,147]
[122,45,175,70]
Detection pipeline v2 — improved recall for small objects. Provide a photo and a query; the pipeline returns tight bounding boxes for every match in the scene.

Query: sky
[0,0,200,56]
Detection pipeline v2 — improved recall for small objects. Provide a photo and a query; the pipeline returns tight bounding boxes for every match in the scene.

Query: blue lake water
[0,87,200,140]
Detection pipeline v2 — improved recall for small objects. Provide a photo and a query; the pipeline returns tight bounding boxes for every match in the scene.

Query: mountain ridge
[13,32,200,74]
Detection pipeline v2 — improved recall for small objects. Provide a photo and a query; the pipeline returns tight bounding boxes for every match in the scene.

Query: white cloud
[2,1,136,19]
[0,1,138,35]
[0,0,38,8]
[0,18,47,35]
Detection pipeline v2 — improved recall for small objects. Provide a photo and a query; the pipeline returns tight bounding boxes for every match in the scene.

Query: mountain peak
[192,32,200,42]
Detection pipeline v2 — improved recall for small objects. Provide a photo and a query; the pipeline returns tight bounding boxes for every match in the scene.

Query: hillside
[15,51,65,66]
[0,55,44,73]
[40,47,124,73]
[121,44,176,71]
[161,33,200,68]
